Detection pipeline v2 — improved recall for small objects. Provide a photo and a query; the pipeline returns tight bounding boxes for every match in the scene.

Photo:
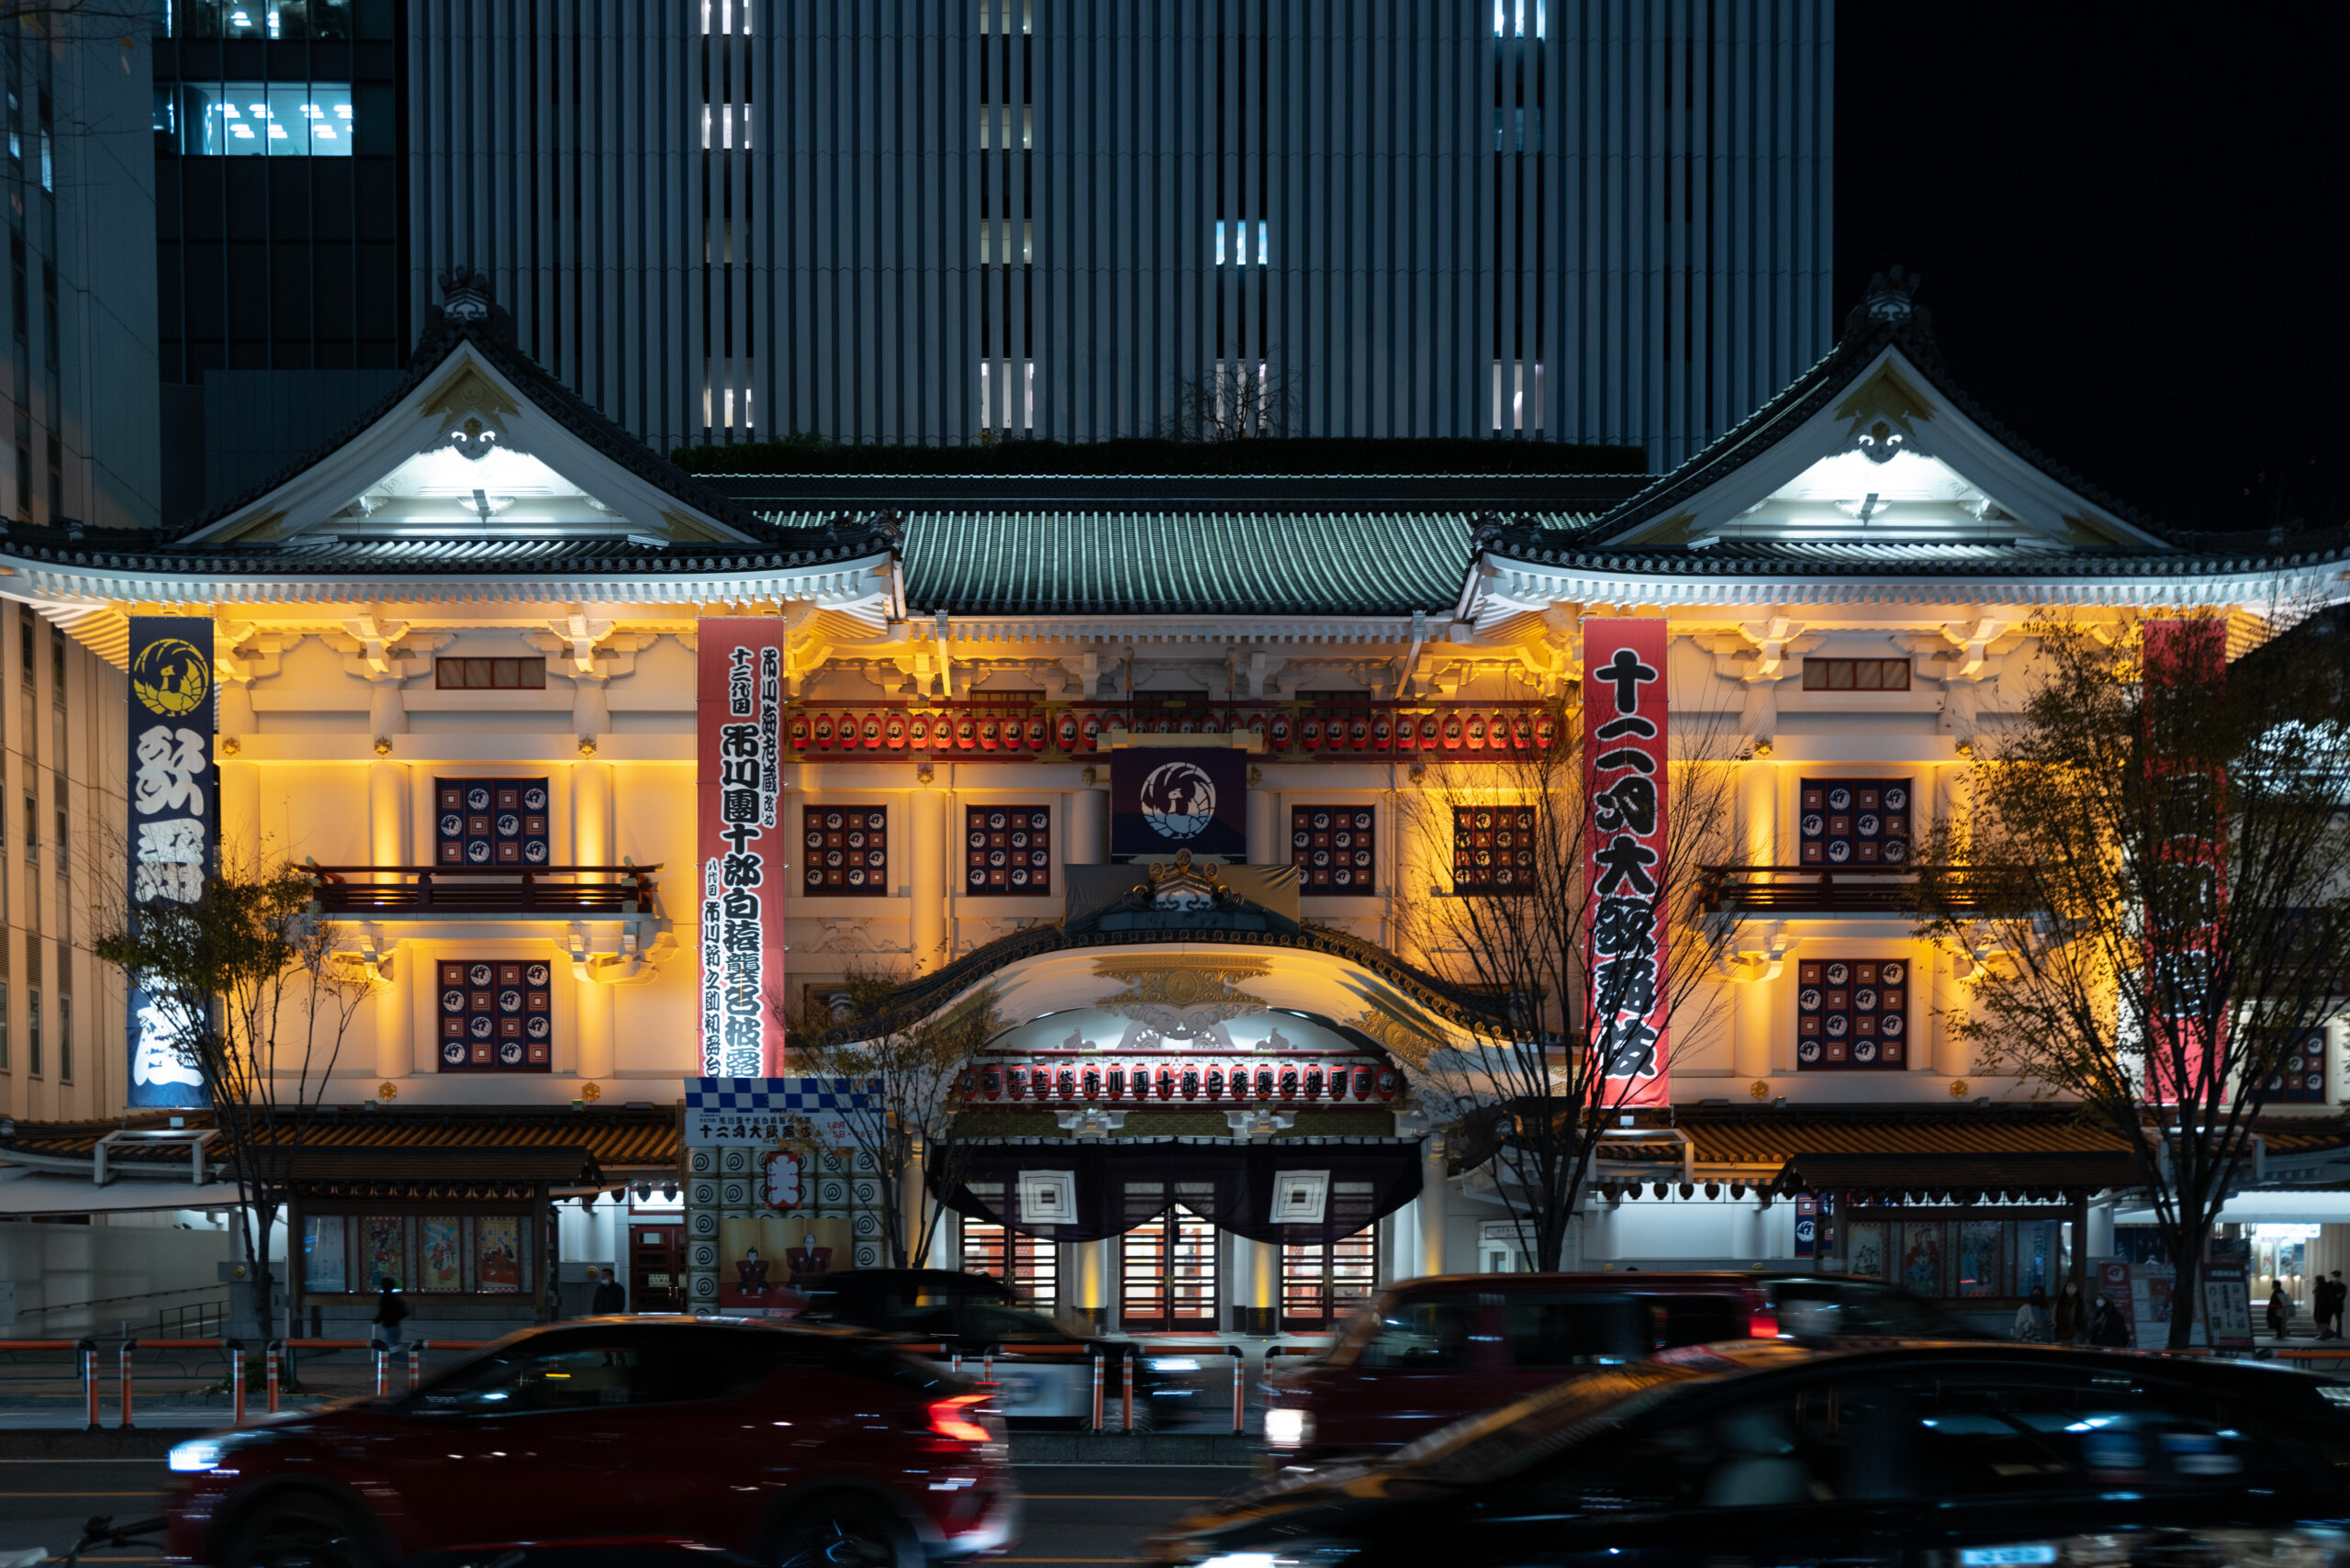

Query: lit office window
[1214,220,1268,266]
[165,1,354,39]
[176,83,356,157]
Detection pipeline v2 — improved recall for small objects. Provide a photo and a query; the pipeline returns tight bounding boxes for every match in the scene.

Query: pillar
[1247,780,1277,863]
[373,947,412,1080]
[368,680,405,739]
[1419,1135,1449,1276]
[1740,758,1776,866]
[1735,965,1774,1081]
[219,760,260,874]
[901,1140,928,1269]
[572,761,614,866]
[1075,1238,1112,1332]
[575,678,610,747]
[1068,785,1108,865]
[1234,1238,1279,1336]
[576,972,615,1081]
[367,761,409,884]
[1935,950,1975,1077]
[909,790,947,972]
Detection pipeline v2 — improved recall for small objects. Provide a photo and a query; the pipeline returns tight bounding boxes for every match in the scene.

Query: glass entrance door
[1281,1226,1379,1331]
[960,1220,1059,1308]
[1121,1207,1221,1330]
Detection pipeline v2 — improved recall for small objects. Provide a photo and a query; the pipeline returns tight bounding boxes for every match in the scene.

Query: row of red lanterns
[790,706,1561,756]
[963,1060,1402,1103]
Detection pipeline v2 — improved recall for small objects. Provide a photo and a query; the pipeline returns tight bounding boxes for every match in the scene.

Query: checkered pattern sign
[436,778,552,868]
[1292,805,1375,891]
[1797,778,1912,868]
[802,805,889,894]
[437,958,554,1071]
[1796,958,1908,1070]
[966,805,1052,894]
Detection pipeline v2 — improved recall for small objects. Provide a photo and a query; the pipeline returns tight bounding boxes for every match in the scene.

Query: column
[1068,785,1108,864]
[901,1142,927,1269]
[1237,1238,1279,1336]
[367,762,409,888]
[909,790,947,972]
[219,760,261,874]
[1419,1135,1449,1276]
[1935,950,1974,1077]
[576,971,615,1081]
[1735,964,1774,1081]
[1740,758,1777,865]
[373,948,412,1080]
[368,679,405,740]
[1246,779,1277,863]
[1075,1238,1113,1333]
[572,761,614,865]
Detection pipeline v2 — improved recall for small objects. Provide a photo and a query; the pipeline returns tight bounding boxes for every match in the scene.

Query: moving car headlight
[1261,1407,1313,1450]
[167,1433,267,1473]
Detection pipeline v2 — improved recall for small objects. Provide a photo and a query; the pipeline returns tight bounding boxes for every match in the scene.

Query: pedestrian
[2088,1293,2131,1348]
[2329,1271,2346,1338]
[2053,1280,2084,1344]
[590,1265,628,1316]
[372,1275,408,1350]
[2011,1285,2052,1343]
[2311,1274,2332,1339]
[2268,1281,2294,1341]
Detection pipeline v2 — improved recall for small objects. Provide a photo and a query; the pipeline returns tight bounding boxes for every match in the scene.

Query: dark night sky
[1833,6,2350,539]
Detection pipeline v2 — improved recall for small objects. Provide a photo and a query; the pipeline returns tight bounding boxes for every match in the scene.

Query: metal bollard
[229,1340,246,1427]
[265,1341,283,1415]
[981,1349,994,1384]
[374,1347,388,1397]
[1091,1352,1105,1431]
[1121,1350,1135,1433]
[1231,1351,1245,1433]
[119,1339,137,1429]
[950,1350,963,1377]
[408,1342,422,1392]
[80,1340,99,1432]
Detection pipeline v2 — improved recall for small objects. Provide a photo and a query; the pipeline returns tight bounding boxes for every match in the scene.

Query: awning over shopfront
[940,1136,1423,1247]
[1774,1150,2142,1204]
[284,1145,605,1202]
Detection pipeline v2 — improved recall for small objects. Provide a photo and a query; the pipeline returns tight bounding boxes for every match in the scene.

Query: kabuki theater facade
[11,271,2350,1339]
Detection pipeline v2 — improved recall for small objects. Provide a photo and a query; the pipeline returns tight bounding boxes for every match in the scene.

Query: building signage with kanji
[1583,618,1672,1107]
[697,620,791,1077]
[125,616,216,1108]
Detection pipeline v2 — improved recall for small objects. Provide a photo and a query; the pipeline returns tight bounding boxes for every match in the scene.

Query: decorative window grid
[2268,1031,2328,1103]
[1452,805,1535,892]
[1292,805,1376,891]
[437,958,554,1072]
[802,805,889,895]
[1796,957,1909,1070]
[1798,778,1912,868]
[966,804,1051,895]
[1801,657,1910,691]
[436,778,552,868]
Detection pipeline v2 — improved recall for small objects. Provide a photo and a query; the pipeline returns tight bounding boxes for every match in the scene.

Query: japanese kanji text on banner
[697,619,791,1077]
[126,616,217,1109]
[1583,617,1671,1107]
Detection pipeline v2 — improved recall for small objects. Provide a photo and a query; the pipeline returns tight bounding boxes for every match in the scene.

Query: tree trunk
[229,1206,271,1343]
[2167,1249,2202,1350]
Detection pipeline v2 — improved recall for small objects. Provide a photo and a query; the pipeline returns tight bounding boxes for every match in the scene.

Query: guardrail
[305,863,660,916]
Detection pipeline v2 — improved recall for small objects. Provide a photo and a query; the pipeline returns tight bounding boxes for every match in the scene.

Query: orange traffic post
[229,1341,246,1427]
[373,1347,387,1397]
[1121,1350,1135,1432]
[1231,1352,1245,1433]
[118,1340,136,1429]
[1091,1352,1105,1430]
[981,1349,994,1384]
[408,1342,422,1391]
[265,1341,283,1414]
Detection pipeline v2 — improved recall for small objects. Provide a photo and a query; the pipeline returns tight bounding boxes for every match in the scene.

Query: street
[0,1458,1249,1566]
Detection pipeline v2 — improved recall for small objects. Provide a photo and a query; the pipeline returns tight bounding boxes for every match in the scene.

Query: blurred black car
[1161,1341,2350,1568]
[797,1269,1190,1427]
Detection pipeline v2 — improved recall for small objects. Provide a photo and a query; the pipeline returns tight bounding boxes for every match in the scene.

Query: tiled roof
[1677,1106,2131,1168]
[0,1106,680,1172]
[758,510,1592,617]
[0,528,899,581]
[1774,1149,2142,1197]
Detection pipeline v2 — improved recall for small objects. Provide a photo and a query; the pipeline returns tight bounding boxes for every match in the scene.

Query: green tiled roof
[761,510,1595,616]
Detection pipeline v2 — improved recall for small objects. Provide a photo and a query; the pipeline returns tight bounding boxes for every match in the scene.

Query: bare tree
[1917,610,2350,1348]
[1393,700,1743,1273]
[1162,361,1296,442]
[93,862,372,1341]
[776,967,1005,1271]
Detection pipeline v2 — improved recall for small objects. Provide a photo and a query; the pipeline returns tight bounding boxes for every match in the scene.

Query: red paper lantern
[789,712,812,750]
[1026,715,1048,749]
[812,713,836,748]
[1270,714,1293,750]
[884,712,908,749]
[1057,712,1081,751]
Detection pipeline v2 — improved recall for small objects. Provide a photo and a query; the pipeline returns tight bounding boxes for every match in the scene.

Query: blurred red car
[162,1317,1019,1568]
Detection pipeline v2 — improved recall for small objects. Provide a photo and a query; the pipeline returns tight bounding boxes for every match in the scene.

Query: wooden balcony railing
[1698,864,2020,918]
[304,863,661,917]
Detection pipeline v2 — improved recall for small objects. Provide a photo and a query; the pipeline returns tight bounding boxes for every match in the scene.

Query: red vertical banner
[1583,618,1672,1106]
[2142,619,2227,1105]
[698,619,792,1077]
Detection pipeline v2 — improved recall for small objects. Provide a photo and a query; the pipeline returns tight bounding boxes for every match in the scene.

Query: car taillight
[927,1394,992,1444]
[1751,1306,1783,1339]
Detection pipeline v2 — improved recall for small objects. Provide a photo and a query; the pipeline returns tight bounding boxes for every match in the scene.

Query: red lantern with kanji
[812,713,836,748]
[860,714,883,748]
[1349,714,1372,749]
[1080,713,1102,750]
[1535,709,1560,750]
[1372,712,1394,749]
[1025,715,1047,749]
[1270,713,1293,750]
[1465,713,1488,750]
[1002,714,1025,752]
[1441,712,1464,749]
[789,712,812,750]
[956,715,979,750]
[1419,714,1442,748]
[1056,711,1080,751]
[978,716,1001,750]
[884,712,908,748]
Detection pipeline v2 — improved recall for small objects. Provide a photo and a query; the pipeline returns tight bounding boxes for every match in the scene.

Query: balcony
[304,863,662,923]
[1697,864,2020,919]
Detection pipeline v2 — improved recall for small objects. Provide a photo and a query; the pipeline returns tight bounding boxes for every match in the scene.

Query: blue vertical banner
[125,616,217,1108]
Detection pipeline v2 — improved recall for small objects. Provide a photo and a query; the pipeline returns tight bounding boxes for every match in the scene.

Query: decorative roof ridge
[1465,535,2350,579]
[161,270,901,562]
[1551,268,2181,553]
